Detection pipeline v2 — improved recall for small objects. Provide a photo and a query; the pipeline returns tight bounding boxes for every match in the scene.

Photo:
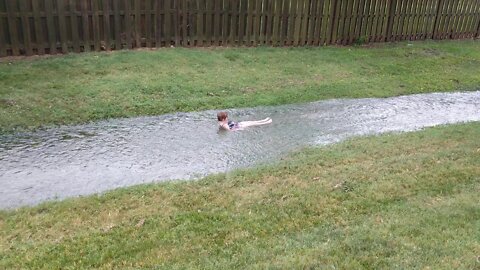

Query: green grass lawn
[1,123,479,269]
[1,40,479,132]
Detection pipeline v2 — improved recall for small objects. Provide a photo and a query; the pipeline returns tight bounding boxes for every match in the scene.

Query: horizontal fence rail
[0,0,479,56]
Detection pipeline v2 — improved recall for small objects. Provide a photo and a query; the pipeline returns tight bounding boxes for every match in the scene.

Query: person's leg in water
[238,117,272,129]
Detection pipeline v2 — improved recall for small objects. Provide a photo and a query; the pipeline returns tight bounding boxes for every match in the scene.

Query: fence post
[432,0,444,39]
[5,0,20,55]
[327,0,338,44]
[0,10,5,56]
[385,0,396,41]
[476,18,480,39]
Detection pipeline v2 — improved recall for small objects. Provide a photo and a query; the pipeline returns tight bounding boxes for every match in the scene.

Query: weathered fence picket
[0,0,479,56]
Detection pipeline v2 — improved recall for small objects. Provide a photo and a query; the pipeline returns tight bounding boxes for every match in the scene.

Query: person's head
[217,111,228,122]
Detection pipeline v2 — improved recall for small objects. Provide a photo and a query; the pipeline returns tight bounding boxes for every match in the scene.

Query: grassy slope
[1,40,479,132]
[1,123,479,269]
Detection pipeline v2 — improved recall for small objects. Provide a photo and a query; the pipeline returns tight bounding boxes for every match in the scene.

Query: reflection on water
[1,91,479,208]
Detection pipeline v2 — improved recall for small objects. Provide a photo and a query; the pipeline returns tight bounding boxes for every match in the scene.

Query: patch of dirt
[0,99,16,107]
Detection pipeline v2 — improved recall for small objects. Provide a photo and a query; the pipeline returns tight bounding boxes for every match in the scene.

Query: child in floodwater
[217,111,272,131]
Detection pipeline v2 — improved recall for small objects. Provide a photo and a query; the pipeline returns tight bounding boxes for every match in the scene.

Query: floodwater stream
[1,91,479,208]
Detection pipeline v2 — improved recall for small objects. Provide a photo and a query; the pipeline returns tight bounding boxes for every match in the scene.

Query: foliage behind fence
[1,0,480,56]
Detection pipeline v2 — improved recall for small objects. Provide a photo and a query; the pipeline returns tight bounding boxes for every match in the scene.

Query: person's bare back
[217,112,272,131]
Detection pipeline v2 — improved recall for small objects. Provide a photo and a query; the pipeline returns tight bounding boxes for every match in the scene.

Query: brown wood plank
[271,0,280,45]
[113,0,122,49]
[6,0,20,55]
[427,0,438,39]
[19,0,33,55]
[266,0,273,44]
[342,0,354,44]
[416,0,426,39]
[126,0,133,48]
[32,0,45,54]
[174,0,180,46]
[81,0,90,51]
[280,0,288,45]
[405,0,416,40]
[390,0,401,40]
[460,0,473,38]
[353,0,365,42]
[326,0,338,44]
[455,0,468,38]
[56,0,68,53]
[287,0,296,45]
[471,0,480,38]
[356,0,365,40]
[360,0,371,41]
[470,0,480,38]
[0,7,6,56]
[385,0,397,41]
[293,0,303,46]
[181,0,188,46]
[312,0,324,45]
[261,0,268,45]
[69,0,80,52]
[445,0,459,38]
[443,0,455,39]
[409,0,419,39]
[205,0,212,45]
[306,0,317,45]
[45,0,57,54]
[102,0,111,50]
[347,0,359,44]
[213,0,220,45]
[222,0,229,45]
[237,0,245,45]
[400,0,410,40]
[365,0,376,42]
[338,0,346,43]
[252,0,260,45]
[320,0,331,44]
[347,0,357,43]
[396,0,408,40]
[376,0,387,41]
[245,0,253,45]
[163,0,171,46]
[415,0,427,39]
[428,0,438,38]
[477,11,480,38]
[433,0,444,39]
[441,0,453,39]
[229,0,238,45]
[92,0,101,51]
[196,0,204,46]
[154,0,162,47]
[450,0,461,38]
[452,0,464,38]
[335,0,344,44]
[463,0,474,38]
[144,0,152,47]
[300,0,309,45]
[134,0,141,47]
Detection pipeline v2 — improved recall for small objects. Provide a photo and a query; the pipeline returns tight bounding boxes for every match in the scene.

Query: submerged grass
[1,122,479,269]
[1,40,480,132]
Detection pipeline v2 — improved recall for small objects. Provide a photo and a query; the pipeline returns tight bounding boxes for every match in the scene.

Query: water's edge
[1,91,479,209]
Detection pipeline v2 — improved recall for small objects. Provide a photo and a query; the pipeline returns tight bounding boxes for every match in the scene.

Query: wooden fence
[1,0,480,56]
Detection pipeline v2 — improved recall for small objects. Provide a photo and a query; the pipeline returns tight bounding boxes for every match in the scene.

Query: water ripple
[0,91,479,208]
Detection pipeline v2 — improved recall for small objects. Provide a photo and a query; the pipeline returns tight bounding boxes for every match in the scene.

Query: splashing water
[1,91,479,208]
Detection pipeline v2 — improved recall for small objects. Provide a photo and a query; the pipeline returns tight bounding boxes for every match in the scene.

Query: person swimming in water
[217,111,272,131]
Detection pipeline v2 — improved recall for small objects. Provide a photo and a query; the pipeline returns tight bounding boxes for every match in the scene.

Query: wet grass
[1,40,480,132]
[1,122,479,269]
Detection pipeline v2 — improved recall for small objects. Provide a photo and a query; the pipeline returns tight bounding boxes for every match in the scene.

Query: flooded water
[1,91,479,209]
